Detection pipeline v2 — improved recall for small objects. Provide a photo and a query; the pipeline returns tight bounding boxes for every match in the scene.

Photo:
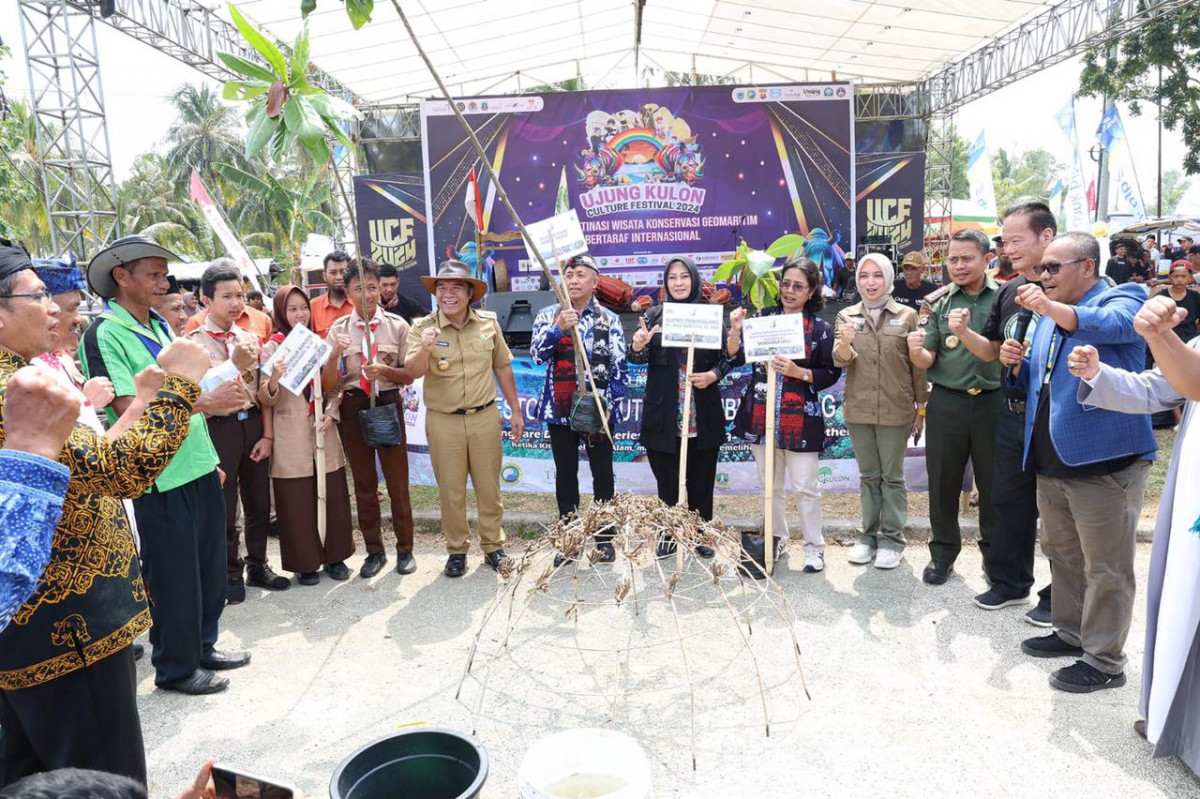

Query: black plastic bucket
[329,728,488,799]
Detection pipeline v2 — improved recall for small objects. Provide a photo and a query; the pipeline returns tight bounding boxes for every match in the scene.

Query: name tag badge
[435,340,450,348]
[888,319,905,326]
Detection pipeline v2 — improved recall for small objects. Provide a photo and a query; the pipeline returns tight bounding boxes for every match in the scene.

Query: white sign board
[660,303,724,350]
[742,313,807,362]
[260,323,333,396]
[525,209,588,265]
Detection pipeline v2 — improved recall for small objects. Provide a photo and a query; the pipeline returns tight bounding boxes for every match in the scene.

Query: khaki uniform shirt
[408,309,513,413]
[327,309,411,394]
[920,280,1002,392]
[185,318,261,416]
[258,379,346,479]
[834,299,929,426]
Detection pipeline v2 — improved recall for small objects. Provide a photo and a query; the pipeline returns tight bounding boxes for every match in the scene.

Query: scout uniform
[184,304,273,344]
[919,279,1003,569]
[407,307,513,556]
[186,318,279,588]
[327,308,416,562]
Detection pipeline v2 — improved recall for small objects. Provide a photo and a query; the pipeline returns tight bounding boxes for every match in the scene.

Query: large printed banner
[855,152,926,254]
[398,358,929,495]
[421,85,855,295]
[353,172,431,314]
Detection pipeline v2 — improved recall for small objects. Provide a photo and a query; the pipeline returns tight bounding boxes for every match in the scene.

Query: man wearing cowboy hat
[319,259,418,579]
[405,260,523,578]
[80,236,248,697]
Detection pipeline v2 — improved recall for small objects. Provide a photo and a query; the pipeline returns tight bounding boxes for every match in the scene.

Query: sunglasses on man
[1034,258,1087,276]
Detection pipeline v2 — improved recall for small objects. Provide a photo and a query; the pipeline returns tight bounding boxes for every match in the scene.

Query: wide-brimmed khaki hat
[420,260,489,300]
[87,235,181,299]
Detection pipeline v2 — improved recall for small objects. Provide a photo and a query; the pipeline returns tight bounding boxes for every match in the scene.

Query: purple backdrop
[855,152,926,256]
[353,172,432,314]
[420,85,855,295]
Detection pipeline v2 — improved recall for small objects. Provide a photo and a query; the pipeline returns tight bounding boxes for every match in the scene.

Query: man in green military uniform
[405,261,524,578]
[907,229,1003,586]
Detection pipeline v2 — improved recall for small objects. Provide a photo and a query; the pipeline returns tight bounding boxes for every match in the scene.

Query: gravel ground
[137,532,1200,798]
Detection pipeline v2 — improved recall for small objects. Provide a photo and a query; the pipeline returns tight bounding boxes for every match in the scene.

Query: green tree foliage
[992,147,1065,212]
[1078,4,1200,175]
[0,47,46,248]
[1162,169,1193,215]
[163,83,248,196]
[925,125,970,199]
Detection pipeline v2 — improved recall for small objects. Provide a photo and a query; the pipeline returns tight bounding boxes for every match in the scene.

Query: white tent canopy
[201,0,1055,103]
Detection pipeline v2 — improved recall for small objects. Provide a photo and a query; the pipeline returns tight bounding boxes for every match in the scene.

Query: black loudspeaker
[482,291,559,351]
[362,140,423,175]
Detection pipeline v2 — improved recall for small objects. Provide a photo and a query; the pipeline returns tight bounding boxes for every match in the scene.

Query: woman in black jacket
[628,256,733,558]
[730,256,841,573]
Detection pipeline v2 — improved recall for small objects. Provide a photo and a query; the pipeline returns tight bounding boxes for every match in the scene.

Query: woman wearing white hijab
[833,253,929,569]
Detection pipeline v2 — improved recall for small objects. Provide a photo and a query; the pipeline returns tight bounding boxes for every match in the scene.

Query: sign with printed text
[524,209,588,266]
[260,323,333,396]
[660,303,723,349]
[742,314,806,362]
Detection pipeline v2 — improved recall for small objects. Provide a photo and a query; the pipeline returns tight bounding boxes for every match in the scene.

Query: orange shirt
[183,306,273,344]
[309,292,353,339]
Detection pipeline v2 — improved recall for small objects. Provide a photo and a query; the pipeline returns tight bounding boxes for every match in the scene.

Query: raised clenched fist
[157,339,212,383]
[3,366,81,460]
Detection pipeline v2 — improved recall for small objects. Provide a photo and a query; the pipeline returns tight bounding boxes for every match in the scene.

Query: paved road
[137,536,1200,798]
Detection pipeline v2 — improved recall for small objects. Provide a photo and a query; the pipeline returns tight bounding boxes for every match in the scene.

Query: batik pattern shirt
[0,450,69,633]
[530,299,628,425]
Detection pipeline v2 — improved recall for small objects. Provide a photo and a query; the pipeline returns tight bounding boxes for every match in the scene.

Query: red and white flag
[464,167,484,231]
[189,169,262,292]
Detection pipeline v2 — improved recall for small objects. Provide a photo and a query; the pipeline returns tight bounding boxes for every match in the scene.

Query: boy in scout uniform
[906,229,1003,586]
[187,262,290,602]
[321,259,418,578]
[405,260,524,578]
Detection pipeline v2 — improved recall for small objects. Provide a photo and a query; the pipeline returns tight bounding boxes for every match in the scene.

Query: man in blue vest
[999,231,1155,693]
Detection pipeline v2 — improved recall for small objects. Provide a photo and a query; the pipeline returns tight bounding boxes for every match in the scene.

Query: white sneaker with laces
[874,548,903,570]
[803,550,825,573]
[848,543,876,565]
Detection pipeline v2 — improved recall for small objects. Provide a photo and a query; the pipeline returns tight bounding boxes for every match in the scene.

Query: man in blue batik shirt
[0,367,82,632]
[530,255,627,564]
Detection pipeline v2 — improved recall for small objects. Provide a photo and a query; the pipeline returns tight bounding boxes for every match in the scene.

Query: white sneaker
[848,543,876,565]
[874,549,903,570]
[803,550,825,573]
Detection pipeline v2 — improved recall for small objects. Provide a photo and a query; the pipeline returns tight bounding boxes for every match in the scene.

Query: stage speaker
[482,290,558,351]
[362,140,423,175]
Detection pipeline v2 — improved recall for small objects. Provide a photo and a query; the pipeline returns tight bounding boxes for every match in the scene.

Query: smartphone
[211,764,296,799]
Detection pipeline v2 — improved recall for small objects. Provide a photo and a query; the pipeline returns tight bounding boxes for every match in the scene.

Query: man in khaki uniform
[321,260,417,579]
[187,261,289,603]
[405,261,524,578]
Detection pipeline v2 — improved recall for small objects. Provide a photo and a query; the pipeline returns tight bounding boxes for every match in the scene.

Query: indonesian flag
[464,167,484,231]
[1087,180,1097,213]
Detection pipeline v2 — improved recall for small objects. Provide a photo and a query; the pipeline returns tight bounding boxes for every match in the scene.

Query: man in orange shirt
[183,260,273,344]
[309,251,353,339]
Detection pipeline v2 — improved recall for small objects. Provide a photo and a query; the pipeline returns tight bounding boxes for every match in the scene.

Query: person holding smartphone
[833,253,927,570]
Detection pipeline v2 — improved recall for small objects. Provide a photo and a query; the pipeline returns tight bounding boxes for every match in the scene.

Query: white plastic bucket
[518,728,651,799]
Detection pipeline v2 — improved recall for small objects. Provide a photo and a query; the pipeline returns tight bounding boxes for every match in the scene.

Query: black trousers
[646,439,720,521]
[989,405,1050,601]
[548,423,615,518]
[208,412,272,577]
[134,471,227,686]
[0,646,144,787]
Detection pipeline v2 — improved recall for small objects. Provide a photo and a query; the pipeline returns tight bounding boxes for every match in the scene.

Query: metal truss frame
[923,111,956,273]
[18,0,120,258]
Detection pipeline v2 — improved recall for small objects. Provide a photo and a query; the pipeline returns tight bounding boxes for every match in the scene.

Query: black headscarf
[662,256,702,304]
[0,241,34,283]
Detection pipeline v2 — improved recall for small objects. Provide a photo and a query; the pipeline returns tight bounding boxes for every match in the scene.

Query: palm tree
[216,161,337,262]
[0,99,51,253]
[163,83,248,195]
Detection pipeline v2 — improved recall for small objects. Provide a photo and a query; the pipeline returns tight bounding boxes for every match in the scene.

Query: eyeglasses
[0,290,53,304]
[779,280,810,291]
[1034,258,1086,276]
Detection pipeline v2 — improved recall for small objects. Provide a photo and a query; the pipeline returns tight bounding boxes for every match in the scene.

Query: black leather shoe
[656,536,677,559]
[226,577,245,605]
[445,554,467,578]
[695,544,715,559]
[484,549,510,572]
[246,565,290,590]
[553,552,575,568]
[922,560,954,585]
[133,643,144,661]
[360,551,387,578]
[323,561,351,581]
[298,571,320,586]
[158,668,229,695]
[200,649,250,671]
[596,542,616,563]
[395,552,417,575]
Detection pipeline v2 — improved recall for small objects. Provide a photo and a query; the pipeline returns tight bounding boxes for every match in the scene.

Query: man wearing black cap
[529,254,627,563]
[80,236,249,697]
[0,238,214,785]
[153,276,189,337]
